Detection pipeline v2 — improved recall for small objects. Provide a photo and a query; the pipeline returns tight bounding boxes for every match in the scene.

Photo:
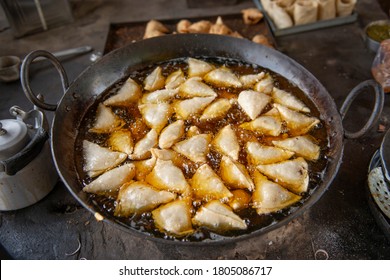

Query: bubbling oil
[75,57,329,242]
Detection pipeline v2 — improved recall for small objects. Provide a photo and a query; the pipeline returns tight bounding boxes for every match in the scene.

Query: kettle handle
[0,127,48,176]
[20,50,69,111]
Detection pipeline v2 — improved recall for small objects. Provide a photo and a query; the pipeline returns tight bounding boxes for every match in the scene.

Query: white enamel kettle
[0,106,58,210]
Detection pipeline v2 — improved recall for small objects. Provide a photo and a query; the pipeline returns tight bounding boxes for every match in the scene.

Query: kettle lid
[0,119,29,160]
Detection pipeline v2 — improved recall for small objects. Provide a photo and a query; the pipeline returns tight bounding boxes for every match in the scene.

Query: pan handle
[340,79,384,139]
[20,50,69,111]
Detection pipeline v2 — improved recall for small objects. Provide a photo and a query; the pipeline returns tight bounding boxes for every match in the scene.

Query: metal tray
[103,13,276,54]
[253,0,358,37]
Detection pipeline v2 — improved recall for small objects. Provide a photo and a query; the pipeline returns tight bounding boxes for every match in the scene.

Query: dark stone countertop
[1,0,390,260]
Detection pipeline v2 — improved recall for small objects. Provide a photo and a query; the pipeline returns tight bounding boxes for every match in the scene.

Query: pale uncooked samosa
[187,57,215,78]
[240,72,265,88]
[246,141,294,165]
[165,69,185,89]
[220,155,255,191]
[138,103,173,133]
[204,67,242,88]
[238,90,271,120]
[115,181,176,216]
[272,87,310,113]
[104,78,142,106]
[212,124,240,161]
[145,159,190,194]
[254,73,274,94]
[173,134,212,163]
[274,104,320,135]
[133,156,157,181]
[257,157,309,194]
[152,199,194,236]
[239,115,282,136]
[130,129,158,160]
[144,66,165,91]
[191,164,233,203]
[179,77,217,98]
[192,200,247,231]
[89,104,123,133]
[272,136,320,161]
[141,88,178,104]
[83,140,127,178]
[83,163,135,194]
[158,120,185,149]
[107,129,134,155]
[199,98,232,121]
[173,96,215,119]
[252,171,301,214]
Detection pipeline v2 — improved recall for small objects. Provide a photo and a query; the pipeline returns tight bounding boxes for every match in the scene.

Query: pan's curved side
[51,34,344,244]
